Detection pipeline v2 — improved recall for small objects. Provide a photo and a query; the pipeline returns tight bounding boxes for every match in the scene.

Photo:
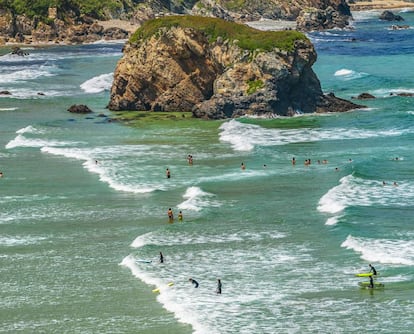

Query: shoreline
[1,2,413,48]
[349,0,414,10]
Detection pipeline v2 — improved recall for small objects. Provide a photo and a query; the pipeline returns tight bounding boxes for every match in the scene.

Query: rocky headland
[108,16,363,119]
[0,0,354,45]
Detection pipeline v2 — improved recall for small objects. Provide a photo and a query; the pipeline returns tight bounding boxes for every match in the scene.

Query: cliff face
[108,26,223,112]
[108,17,362,119]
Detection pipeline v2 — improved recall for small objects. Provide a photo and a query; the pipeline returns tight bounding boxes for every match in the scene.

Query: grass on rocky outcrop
[130,15,307,52]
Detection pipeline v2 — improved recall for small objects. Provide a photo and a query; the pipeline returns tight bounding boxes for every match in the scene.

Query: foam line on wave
[341,235,414,265]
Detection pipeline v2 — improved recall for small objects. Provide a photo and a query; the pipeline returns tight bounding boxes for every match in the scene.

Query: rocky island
[108,16,363,119]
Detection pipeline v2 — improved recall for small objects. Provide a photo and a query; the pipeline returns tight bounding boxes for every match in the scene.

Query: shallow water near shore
[1,10,414,334]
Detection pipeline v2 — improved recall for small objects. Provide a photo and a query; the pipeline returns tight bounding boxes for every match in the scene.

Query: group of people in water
[165,155,196,222]
[188,277,222,294]
[167,208,183,223]
[159,251,222,294]
[163,155,222,294]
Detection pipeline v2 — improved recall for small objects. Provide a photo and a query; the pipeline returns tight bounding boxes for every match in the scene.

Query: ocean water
[1,10,414,334]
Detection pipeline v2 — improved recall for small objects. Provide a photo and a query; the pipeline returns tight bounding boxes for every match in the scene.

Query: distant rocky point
[108,16,363,119]
[0,0,352,44]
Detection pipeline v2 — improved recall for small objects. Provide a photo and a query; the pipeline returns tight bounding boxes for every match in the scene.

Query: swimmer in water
[189,278,199,288]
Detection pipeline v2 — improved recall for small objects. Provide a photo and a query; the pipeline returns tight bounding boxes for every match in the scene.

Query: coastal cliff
[108,16,362,119]
[0,0,352,44]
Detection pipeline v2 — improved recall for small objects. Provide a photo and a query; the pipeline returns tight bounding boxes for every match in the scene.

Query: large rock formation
[108,16,362,119]
[296,5,351,32]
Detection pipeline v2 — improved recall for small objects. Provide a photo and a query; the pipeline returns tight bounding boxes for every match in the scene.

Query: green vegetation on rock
[246,79,264,94]
[0,0,123,20]
[222,0,247,11]
[113,111,222,128]
[130,15,308,52]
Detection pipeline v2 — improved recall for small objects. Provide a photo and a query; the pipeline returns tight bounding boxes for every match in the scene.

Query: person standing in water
[216,279,222,294]
[159,252,164,264]
[167,208,174,223]
[368,275,374,289]
[166,168,171,178]
[178,211,183,221]
[369,264,377,276]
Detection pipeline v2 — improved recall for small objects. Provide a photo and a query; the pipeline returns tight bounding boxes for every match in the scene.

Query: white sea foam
[318,174,414,214]
[325,216,340,226]
[5,134,74,149]
[130,229,286,248]
[80,73,113,93]
[0,87,74,99]
[352,10,383,22]
[318,175,354,214]
[0,107,17,111]
[16,125,45,135]
[177,186,221,212]
[219,120,257,151]
[334,68,368,80]
[341,235,414,265]
[0,66,55,84]
[371,87,414,98]
[0,235,46,246]
[219,119,410,152]
[399,8,414,13]
[41,146,157,194]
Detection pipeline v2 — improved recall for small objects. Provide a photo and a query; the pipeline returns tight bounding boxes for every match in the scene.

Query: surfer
[216,279,222,294]
[369,275,374,289]
[369,264,377,276]
[167,208,174,222]
[189,278,199,288]
[159,252,164,264]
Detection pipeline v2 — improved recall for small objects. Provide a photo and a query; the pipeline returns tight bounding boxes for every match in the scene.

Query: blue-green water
[1,10,414,334]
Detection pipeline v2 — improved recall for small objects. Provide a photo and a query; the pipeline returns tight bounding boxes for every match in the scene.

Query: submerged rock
[68,104,93,113]
[354,93,376,100]
[380,11,404,22]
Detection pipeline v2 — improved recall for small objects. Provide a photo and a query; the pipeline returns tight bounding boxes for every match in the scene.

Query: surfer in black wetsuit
[159,252,164,264]
[369,275,374,289]
[189,278,199,288]
[369,264,377,275]
[216,279,222,294]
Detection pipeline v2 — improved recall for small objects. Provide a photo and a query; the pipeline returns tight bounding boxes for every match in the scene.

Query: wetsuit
[369,276,374,288]
[370,265,377,275]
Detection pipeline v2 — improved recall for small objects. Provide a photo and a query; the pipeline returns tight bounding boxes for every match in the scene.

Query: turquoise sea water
[1,10,414,334]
